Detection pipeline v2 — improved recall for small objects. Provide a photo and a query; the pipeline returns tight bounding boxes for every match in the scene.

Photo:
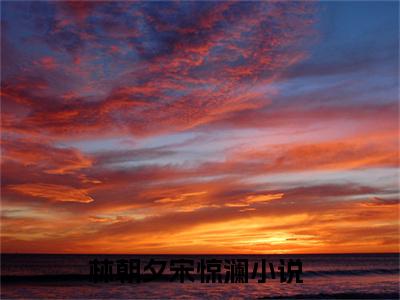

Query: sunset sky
[1,1,399,254]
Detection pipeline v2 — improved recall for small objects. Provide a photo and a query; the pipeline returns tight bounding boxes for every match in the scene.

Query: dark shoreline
[261,292,400,299]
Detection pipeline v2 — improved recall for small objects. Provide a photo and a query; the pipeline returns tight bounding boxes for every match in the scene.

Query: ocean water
[1,253,399,299]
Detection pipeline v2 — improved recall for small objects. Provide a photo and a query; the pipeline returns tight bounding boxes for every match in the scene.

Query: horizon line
[1,252,399,255]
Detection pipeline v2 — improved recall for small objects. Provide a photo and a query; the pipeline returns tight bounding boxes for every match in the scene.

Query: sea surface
[1,253,399,299]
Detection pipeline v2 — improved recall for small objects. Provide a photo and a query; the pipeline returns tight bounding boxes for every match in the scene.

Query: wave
[261,292,400,299]
[303,268,399,277]
[2,268,399,283]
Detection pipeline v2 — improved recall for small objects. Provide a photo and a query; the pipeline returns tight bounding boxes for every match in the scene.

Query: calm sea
[1,253,399,299]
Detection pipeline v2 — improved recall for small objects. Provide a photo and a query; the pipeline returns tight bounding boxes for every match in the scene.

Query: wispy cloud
[1,1,398,253]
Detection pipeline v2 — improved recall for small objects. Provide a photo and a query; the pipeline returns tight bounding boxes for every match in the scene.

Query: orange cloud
[1,1,398,255]
[8,183,94,203]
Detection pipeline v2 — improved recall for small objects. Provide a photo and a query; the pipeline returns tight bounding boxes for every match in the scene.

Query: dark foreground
[1,253,399,299]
